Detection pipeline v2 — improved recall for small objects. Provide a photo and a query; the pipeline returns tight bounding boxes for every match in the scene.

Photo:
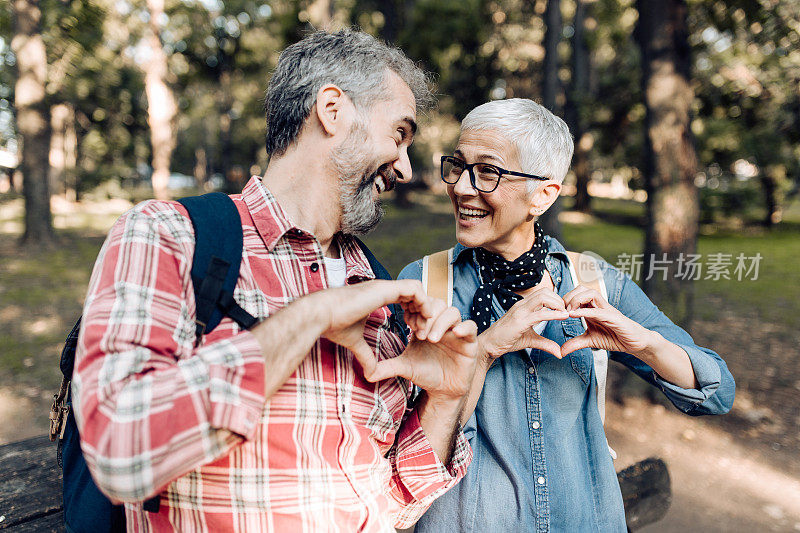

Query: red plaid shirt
[73,177,471,532]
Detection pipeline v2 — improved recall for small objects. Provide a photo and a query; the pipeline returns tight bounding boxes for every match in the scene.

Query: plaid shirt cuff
[196,330,266,440]
[394,408,472,501]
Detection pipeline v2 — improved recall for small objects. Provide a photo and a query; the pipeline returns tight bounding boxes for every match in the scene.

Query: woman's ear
[529,182,562,217]
[314,84,347,137]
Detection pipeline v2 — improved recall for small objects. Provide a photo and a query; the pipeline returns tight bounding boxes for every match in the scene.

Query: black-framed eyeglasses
[440,156,548,193]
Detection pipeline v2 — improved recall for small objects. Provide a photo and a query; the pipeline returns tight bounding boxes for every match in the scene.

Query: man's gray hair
[461,99,574,188]
[265,29,435,156]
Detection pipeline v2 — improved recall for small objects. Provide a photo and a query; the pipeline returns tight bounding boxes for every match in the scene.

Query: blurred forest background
[2,0,800,530]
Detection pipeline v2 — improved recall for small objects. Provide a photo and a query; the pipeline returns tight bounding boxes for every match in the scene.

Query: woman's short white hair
[461,99,574,189]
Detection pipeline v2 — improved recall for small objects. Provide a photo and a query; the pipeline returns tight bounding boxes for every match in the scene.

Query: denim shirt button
[532,421,540,429]
[527,366,535,374]
[537,476,546,485]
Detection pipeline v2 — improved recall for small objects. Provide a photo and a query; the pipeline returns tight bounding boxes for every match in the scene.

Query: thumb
[561,334,595,357]
[367,356,412,383]
[349,337,378,380]
[528,335,563,359]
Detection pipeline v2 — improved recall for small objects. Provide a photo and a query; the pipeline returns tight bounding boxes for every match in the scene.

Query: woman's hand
[561,286,700,389]
[479,287,569,362]
[560,285,656,357]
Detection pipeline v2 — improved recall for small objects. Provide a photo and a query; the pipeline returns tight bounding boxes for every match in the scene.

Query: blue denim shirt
[398,236,735,533]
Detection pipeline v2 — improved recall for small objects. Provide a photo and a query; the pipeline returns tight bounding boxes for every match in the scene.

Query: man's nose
[393,147,412,183]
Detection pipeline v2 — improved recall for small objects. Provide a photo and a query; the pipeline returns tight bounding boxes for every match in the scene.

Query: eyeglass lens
[441,158,500,192]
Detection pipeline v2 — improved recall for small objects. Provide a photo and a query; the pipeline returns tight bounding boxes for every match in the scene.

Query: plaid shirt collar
[242,176,375,282]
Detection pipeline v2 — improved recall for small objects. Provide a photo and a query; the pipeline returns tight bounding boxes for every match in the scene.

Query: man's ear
[529,181,562,217]
[314,84,350,137]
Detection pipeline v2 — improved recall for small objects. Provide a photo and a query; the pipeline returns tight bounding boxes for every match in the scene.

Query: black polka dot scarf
[470,222,548,333]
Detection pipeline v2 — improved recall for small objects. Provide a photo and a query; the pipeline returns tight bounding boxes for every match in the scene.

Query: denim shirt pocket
[562,317,591,385]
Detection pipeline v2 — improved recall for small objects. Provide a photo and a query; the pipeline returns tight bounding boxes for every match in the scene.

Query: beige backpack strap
[566,251,603,295]
[421,248,453,306]
[566,250,616,459]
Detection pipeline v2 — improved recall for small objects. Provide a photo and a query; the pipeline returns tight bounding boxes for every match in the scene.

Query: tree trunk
[636,0,698,330]
[145,0,177,201]
[759,173,781,227]
[12,0,54,246]
[539,0,563,240]
[194,147,207,190]
[565,0,591,213]
[218,70,237,193]
[378,0,399,43]
[49,103,77,200]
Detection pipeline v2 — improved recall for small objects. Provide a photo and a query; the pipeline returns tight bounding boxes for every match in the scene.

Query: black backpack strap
[59,317,83,379]
[352,237,408,341]
[178,193,257,345]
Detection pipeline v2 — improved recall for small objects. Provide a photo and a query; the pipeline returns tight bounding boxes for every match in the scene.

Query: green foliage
[689,0,800,221]
[400,0,497,119]
[588,0,643,173]
[699,179,761,224]
[0,0,797,227]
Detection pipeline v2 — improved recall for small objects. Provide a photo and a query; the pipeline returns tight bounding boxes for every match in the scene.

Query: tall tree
[49,103,77,200]
[539,0,562,239]
[375,0,415,207]
[11,0,53,246]
[636,0,698,329]
[145,0,177,200]
[565,0,591,213]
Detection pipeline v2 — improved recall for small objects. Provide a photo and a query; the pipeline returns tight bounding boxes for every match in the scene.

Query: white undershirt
[323,256,347,288]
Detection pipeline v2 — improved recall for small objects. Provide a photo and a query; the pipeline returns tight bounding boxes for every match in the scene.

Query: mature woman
[398,99,735,532]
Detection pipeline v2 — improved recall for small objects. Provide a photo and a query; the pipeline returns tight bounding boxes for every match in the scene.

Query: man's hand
[367,298,479,466]
[312,279,435,379]
[368,298,479,399]
[479,287,569,362]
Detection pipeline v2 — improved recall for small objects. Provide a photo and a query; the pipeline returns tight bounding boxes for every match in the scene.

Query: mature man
[73,30,478,532]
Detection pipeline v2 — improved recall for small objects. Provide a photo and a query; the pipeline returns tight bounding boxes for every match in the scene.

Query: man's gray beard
[330,123,384,236]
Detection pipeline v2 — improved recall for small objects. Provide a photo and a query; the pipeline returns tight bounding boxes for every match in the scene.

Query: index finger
[362,279,430,313]
[392,280,436,319]
[563,286,606,311]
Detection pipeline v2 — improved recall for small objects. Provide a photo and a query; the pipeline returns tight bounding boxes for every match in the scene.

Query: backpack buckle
[49,377,71,441]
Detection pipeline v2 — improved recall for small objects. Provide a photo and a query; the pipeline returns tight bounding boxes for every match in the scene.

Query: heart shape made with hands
[485,284,652,361]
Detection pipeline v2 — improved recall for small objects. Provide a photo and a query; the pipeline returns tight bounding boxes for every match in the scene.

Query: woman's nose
[452,169,477,196]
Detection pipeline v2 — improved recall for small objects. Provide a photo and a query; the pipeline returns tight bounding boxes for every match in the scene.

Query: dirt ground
[608,398,800,533]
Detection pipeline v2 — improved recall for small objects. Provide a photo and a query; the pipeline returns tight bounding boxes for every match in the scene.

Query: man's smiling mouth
[373,167,396,193]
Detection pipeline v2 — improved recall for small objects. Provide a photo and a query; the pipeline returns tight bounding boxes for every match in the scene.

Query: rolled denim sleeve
[601,261,735,416]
